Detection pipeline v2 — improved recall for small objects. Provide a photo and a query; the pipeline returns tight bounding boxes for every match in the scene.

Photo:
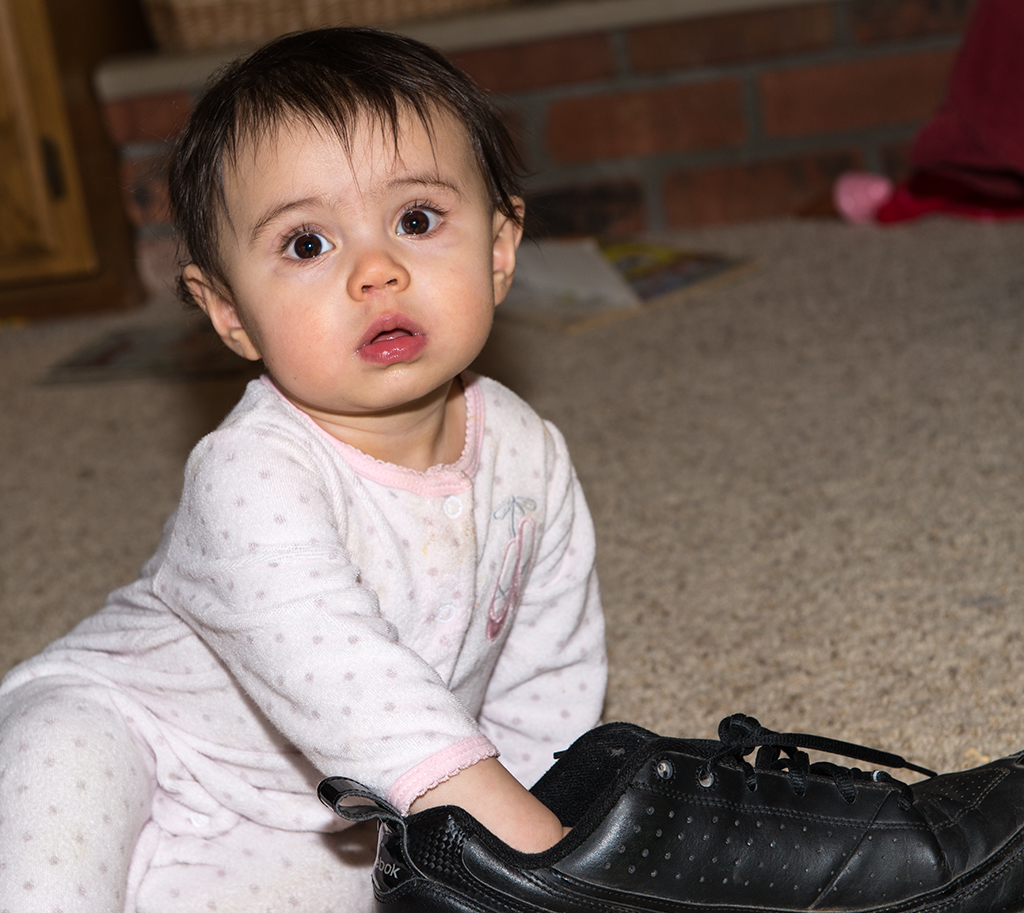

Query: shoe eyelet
[655,760,674,781]
[697,769,715,789]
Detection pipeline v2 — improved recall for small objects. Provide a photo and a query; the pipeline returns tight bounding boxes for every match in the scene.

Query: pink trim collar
[261,374,483,496]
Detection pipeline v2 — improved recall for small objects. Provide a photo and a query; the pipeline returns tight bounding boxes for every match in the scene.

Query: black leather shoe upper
[319,715,1024,913]
[550,746,948,908]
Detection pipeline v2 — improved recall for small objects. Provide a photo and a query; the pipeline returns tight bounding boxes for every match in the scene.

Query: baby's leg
[0,678,155,913]
[135,816,377,913]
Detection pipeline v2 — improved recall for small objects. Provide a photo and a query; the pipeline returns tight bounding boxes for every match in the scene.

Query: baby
[0,27,606,913]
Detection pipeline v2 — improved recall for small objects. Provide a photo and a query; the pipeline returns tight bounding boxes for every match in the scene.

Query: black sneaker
[318,714,1024,912]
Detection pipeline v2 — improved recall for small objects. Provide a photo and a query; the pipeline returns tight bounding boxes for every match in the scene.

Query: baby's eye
[285,232,333,260]
[396,209,441,236]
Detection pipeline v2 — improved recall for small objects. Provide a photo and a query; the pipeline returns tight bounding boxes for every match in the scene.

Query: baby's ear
[492,198,525,305]
[182,265,262,361]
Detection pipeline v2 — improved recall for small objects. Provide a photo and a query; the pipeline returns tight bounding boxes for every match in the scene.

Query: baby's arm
[156,421,493,801]
[409,756,567,852]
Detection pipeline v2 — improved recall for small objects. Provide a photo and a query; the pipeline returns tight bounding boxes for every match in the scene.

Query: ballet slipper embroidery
[487,503,536,641]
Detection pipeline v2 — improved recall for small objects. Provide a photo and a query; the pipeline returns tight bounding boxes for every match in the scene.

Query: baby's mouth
[365,328,413,348]
[358,315,424,350]
[357,318,427,364]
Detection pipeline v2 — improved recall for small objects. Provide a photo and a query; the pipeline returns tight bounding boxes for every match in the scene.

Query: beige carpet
[3,218,1023,778]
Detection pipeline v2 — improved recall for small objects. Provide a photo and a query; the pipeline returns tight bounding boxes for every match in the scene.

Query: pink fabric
[387,734,497,814]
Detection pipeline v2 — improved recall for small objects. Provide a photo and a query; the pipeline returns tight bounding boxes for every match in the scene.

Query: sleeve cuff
[387,735,498,815]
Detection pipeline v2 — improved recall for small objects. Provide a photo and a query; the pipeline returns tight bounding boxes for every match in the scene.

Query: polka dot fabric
[0,373,606,910]
[0,680,153,912]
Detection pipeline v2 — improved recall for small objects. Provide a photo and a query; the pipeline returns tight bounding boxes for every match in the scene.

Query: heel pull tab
[318,777,404,826]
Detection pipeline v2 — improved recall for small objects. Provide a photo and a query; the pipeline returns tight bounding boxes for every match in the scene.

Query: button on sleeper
[444,496,463,518]
[437,603,456,622]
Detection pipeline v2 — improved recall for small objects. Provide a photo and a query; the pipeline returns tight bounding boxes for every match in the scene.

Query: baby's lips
[357,313,425,350]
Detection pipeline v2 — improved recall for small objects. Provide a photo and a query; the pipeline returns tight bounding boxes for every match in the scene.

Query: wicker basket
[143,0,513,52]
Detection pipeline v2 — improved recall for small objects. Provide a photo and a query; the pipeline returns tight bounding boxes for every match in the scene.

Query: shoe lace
[696,714,937,811]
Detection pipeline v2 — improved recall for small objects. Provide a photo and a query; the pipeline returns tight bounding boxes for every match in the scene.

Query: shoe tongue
[532,723,657,824]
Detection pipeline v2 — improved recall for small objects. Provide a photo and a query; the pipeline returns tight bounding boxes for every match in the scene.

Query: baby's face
[197,107,520,427]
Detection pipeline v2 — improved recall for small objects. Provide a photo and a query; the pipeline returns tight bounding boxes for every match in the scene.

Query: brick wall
[104,0,974,242]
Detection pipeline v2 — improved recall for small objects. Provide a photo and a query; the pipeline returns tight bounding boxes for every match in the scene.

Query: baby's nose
[349,247,409,299]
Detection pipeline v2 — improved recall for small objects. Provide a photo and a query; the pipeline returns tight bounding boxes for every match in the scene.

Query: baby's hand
[409,756,567,853]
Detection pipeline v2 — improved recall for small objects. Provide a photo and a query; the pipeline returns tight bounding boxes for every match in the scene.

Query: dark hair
[168,27,525,303]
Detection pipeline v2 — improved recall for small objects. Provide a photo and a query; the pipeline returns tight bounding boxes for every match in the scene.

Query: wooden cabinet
[0,0,98,286]
[0,0,151,318]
